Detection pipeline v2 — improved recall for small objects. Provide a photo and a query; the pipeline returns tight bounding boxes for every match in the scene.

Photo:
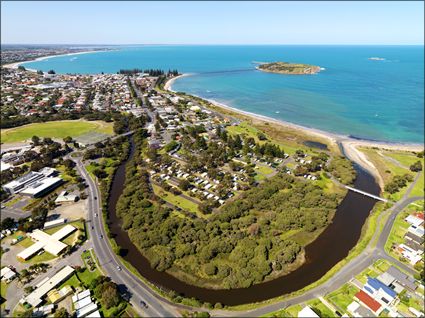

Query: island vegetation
[257,61,321,75]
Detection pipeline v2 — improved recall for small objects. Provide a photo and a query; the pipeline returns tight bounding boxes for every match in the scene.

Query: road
[74,157,180,317]
[76,153,423,317]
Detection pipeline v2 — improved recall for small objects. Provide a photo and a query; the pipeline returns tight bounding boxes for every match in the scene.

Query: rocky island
[257,61,321,75]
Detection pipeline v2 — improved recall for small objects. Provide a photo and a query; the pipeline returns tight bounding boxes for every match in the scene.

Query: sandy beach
[2,50,108,72]
[165,74,423,184]
[163,73,193,91]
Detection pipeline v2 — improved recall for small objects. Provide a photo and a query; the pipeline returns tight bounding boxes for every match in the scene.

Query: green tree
[63,136,73,143]
[179,179,190,191]
[31,135,40,146]
[54,308,70,318]
[410,160,423,172]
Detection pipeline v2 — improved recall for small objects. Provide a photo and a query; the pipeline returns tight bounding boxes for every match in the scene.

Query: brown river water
[108,138,379,305]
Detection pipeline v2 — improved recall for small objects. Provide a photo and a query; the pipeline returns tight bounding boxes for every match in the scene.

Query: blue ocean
[23,45,424,143]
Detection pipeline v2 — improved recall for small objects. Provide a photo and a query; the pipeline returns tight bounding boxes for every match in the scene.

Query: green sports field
[1,120,114,143]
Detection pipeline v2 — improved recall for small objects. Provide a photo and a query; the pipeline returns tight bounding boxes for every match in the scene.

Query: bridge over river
[345,186,389,202]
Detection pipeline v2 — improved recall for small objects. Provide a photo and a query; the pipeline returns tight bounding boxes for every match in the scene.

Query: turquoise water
[23,45,424,143]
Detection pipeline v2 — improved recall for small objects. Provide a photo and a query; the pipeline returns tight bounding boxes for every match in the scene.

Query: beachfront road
[74,157,180,317]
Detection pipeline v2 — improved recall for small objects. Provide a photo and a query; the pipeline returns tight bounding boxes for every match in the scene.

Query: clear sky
[1,1,424,45]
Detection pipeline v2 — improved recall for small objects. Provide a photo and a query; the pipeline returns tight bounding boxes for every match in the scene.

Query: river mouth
[107,137,380,306]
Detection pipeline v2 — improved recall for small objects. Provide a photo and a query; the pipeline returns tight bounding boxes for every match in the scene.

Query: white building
[2,167,62,197]
[22,266,75,307]
[17,225,76,261]
[1,267,17,283]
[43,218,66,229]
[298,306,319,318]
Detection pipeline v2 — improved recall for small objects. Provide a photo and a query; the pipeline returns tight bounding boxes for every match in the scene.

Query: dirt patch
[50,200,88,221]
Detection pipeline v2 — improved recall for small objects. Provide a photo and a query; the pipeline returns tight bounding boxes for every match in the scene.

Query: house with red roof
[354,290,383,315]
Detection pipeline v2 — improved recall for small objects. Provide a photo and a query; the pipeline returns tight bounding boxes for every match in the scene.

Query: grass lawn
[254,164,275,182]
[283,304,303,317]
[44,220,86,246]
[79,249,102,282]
[85,162,97,180]
[55,164,77,183]
[359,147,416,200]
[76,267,101,287]
[152,184,201,216]
[256,165,274,175]
[307,299,336,317]
[397,292,425,314]
[410,171,424,197]
[17,237,34,248]
[18,220,86,264]
[384,151,423,168]
[384,205,419,266]
[325,283,359,313]
[359,147,410,182]
[314,172,345,195]
[226,121,311,156]
[1,120,113,143]
[261,308,289,317]
[59,273,81,290]
[355,267,380,284]
[373,259,391,273]
[226,121,263,142]
[1,281,7,310]
[19,249,57,264]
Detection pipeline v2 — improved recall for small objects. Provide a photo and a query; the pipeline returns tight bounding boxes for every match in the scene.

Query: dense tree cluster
[89,276,122,309]
[118,69,178,76]
[326,156,356,184]
[116,137,341,289]
[384,173,414,194]
[409,160,423,172]
[83,136,131,162]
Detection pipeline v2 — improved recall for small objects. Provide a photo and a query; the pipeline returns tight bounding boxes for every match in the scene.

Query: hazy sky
[1,1,424,45]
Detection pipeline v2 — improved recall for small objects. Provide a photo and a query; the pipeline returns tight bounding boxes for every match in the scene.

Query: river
[108,137,380,305]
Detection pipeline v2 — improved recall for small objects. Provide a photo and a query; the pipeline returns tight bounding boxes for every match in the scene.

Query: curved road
[75,158,180,317]
[75,155,423,317]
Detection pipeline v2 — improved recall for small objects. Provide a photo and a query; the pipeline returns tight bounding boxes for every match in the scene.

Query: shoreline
[2,49,110,72]
[163,73,193,91]
[166,74,423,185]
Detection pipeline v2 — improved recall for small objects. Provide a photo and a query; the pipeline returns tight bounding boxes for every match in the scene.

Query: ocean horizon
[22,45,424,144]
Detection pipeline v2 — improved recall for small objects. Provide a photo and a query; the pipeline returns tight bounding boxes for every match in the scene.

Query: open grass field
[410,171,424,197]
[1,120,113,143]
[152,184,202,217]
[384,151,423,168]
[227,121,311,156]
[358,147,419,201]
